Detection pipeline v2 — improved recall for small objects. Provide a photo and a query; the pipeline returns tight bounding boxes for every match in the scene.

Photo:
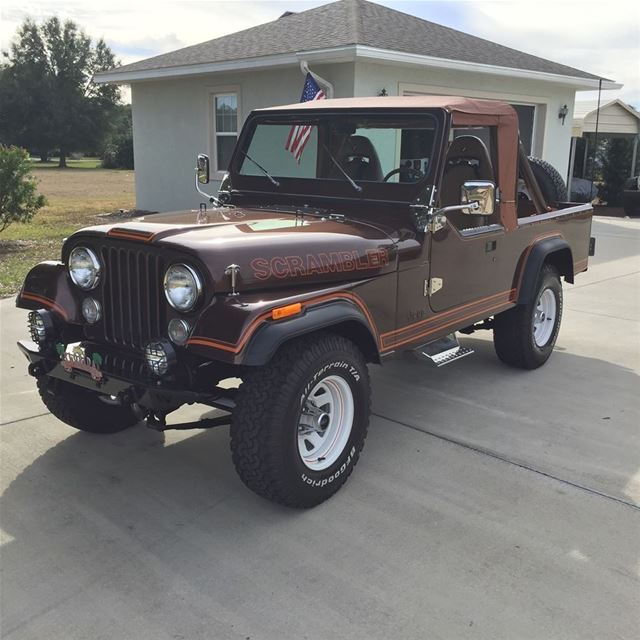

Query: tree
[0,146,46,232]
[0,17,120,167]
[101,104,134,169]
[598,138,633,206]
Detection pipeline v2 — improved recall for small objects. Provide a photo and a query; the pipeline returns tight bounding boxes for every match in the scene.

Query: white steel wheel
[532,288,557,347]
[298,375,354,471]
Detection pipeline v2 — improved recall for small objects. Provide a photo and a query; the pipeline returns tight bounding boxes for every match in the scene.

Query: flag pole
[299,60,334,98]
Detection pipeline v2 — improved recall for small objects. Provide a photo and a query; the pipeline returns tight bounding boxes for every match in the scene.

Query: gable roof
[95,0,614,88]
[572,99,640,136]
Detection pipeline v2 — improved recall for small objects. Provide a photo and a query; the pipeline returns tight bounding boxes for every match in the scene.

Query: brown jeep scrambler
[17,96,595,508]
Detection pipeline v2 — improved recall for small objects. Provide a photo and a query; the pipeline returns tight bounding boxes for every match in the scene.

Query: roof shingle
[103,0,602,81]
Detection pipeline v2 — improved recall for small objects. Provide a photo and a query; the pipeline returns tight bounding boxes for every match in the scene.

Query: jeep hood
[72,207,398,293]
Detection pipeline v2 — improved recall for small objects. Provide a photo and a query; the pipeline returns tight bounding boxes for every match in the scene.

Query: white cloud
[451,0,640,106]
[1,0,638,106]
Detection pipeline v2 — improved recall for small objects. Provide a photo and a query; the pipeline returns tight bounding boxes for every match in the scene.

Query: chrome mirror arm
[194,171,222,207]
[434,201,480,216]
[411,201,481,233]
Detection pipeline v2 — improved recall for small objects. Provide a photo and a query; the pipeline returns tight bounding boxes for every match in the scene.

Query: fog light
[28,310,55,345]
[144,340,176,376]
[82,297,101,324]
[168,318,190,345]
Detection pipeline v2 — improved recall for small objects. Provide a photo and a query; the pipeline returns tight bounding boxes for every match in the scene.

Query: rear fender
[517,237,573,305]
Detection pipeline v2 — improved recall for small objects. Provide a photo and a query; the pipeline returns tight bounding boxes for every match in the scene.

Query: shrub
[102,132,134,169]
[0,145,46,232]
[598,138,633,206]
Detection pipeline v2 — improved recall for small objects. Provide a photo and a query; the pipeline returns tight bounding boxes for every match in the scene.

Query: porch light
[558,104,569,125]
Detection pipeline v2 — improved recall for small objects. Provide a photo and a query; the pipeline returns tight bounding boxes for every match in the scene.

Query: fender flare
[241,299,380,366]
[517,236,574,305]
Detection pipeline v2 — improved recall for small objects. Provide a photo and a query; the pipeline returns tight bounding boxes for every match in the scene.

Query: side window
[441,127,497,228]
[212,93,238,173]
[452,126,493,161]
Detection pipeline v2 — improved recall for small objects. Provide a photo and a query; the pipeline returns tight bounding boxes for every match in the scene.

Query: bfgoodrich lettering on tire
[230,333,370,508]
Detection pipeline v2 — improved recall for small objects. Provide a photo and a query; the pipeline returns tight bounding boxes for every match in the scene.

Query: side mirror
[461,181,495,215]
[196,154,210,184]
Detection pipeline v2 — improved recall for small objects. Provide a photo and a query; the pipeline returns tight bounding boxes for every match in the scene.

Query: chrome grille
[100,246,165,349]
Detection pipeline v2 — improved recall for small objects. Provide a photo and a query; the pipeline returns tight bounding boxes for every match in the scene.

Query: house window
[213,93,238,172]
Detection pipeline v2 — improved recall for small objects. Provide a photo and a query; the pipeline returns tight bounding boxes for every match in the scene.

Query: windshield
[232,111,441,201]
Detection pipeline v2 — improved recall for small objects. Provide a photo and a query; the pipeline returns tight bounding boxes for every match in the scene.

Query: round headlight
[69,247,101,290]
[164,264,202,312]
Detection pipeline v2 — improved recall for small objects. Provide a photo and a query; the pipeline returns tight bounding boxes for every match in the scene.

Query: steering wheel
[383,166,425,183]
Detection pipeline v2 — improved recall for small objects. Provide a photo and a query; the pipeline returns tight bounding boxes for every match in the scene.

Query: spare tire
[527,157,567,203]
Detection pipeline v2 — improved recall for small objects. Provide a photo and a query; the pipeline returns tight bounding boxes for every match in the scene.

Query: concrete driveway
[1,217,638,640]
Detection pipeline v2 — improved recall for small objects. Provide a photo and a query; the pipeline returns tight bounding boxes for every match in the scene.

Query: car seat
[440,135,495,229]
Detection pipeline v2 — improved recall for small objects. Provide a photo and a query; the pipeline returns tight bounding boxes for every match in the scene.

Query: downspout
[299,60,334,98]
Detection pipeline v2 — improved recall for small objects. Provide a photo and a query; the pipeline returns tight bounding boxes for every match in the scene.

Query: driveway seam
[373,411,640,512]
[1,412,50,427]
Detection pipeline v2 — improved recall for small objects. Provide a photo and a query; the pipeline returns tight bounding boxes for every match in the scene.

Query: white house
[95,0,620,212]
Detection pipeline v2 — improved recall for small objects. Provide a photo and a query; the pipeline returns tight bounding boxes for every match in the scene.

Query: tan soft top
[260,95,520,230]
[260,95,516,118]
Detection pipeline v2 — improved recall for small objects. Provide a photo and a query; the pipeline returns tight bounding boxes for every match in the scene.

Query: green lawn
[0,167,135,297]
[29,157,102,170]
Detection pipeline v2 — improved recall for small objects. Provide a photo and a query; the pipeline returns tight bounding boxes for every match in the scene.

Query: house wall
[353,62,576,179]
[581,103,640,135]
[130,59,577,212]
[130,63,355,212]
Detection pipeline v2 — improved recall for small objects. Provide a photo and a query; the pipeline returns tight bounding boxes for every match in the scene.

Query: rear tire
[231,333,370,508]
[37,376,139,433]
[493,264,563,369]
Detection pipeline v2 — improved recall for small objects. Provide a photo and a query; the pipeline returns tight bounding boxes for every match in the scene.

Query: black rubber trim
[517,237,573,305]
[241,299,378,366]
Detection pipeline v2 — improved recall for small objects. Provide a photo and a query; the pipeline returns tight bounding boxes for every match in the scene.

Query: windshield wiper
[322,143,362,193]
[240,151,280,187]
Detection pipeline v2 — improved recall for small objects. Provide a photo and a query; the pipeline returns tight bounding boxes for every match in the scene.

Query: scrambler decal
[251,248,389,280]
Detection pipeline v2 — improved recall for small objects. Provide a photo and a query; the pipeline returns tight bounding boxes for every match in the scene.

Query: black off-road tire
[493,264,563,369]
[527,156,567,203]
[231,333,370,508]
[37,376,139,433]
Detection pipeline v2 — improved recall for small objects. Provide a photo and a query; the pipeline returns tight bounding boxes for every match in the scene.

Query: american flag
[285,73,326,162]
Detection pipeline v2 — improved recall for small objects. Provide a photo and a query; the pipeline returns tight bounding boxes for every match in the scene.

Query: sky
[1,0,638,107]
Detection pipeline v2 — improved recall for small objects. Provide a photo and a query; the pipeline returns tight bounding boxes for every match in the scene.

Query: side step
[414,333,474,367]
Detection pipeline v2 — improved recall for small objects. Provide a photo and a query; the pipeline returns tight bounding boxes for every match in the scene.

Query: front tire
[37,376,139,433]
[231,333,370,508]
[493,264,563,369]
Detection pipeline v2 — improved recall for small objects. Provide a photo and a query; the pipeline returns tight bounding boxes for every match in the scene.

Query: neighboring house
[569,99,640,192]
[94,0,619,212]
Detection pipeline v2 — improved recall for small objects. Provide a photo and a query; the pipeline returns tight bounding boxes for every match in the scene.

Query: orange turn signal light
[271,302,302,320]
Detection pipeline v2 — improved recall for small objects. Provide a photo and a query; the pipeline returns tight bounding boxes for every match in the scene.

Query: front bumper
[18,339,236,414]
